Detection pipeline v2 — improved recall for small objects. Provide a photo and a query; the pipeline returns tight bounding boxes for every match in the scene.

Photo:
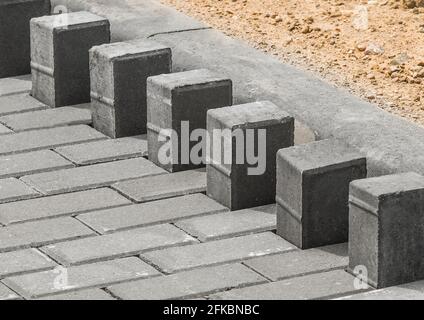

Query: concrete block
[0,150,73,179]
[90,40,171,138]
[349,172,424,289]
[37,288,114,300]
[108,263,266,300]
[0,94,47,116]
[0,178,39,204]
[30,11,110,107]
[77,193,227,234]
[175,204,276,242]
[245,243,348,281]
[0,106,92,132]
[207,101,294,210]
[0,124,12,135]
[112,168,206,203]
[0,249,56,278]
[0,0,50,78]
[0,75,32,97]
[0,283,20,300]
[0,217,95,253]
[147,69,232,172]
[41,224,197,266]
[3,257,159,299]
[20,157,166,195]
[0,125,107,156]
[276,139,366,249]
[210,270,365,300]
[141,232,295,274]
[0,188,131,225]
[55,135,148,165]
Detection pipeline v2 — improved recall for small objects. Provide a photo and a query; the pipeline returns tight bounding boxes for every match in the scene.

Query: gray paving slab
[36,288,114,300]
[0,249,57,278]
[0,178,39,204]
[0,75,32,97]
[0,93,47,116]
[0,283,20,300]
[0,124,12,135]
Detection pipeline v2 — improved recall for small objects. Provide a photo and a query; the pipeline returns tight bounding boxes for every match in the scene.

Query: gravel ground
[161,0,424,126]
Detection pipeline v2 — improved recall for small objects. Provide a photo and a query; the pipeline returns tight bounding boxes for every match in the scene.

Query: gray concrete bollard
[0,0,50,78]
[147,69,232,172]
[276,139,366,249]
[30,11,110,107]
[349,172,424,289]
[90,40,172,138]
[207,101,294,210]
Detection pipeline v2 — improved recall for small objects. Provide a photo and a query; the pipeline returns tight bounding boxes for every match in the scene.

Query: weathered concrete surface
[0,124,12,135]
[0,75,32,97]
[0,93,47,116]
[37,288,114,300]
[0,283,20,300]
[0,249,57,278]
[0,178,40,204]
[53,0,424,176]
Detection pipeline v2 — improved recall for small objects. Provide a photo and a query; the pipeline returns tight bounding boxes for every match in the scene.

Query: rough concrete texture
[0,106,92,132]
[0,217,94,253]
[3,257,159,299]
[276,139,366,249]
[147,69,233,172]
[245,243,348,281]
[175,204,276,242]
[349,172,424,289]
[0,125,106,156]
[112,168,206,203]
[142,232,295,274]
[21,157,166,195]
[0,249,56,278]
[0,178,39,204]
[55,135,147,165]
[108,263,266,300]
[37,288,114,300]
[210,270,364,300]
[41,224,197,266]
[0,75,32,97]
[207,101,294,210]
[0,188,130,225]
[0,93,47,116]
[30,11,110,107]
[77,193,227,234]
[0,283,20,301]
[0,124,12,135]
[0,150,74,179]
[0,0,50,78]
[90,39,171,137]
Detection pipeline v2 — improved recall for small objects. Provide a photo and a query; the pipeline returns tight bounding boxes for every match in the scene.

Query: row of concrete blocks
[6,6,424,292]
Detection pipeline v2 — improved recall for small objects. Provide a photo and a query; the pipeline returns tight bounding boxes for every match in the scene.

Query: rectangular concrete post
[276,139,366,249]
[349,172,424,289]
[207,101,294,210]
[147,69,232,172]
[30,11,110,107]
[0,0,50,78]
[90,40,172,138]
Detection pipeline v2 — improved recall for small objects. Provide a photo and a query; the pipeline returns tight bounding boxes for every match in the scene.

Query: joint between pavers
[240,262,274,283]
[147,27,212,39]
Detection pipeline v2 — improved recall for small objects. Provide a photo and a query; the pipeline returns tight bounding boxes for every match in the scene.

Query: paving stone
[0,150,74,179]
[142,232,295,274]
[21,157,166,195]
[0,93,47,116]
[108,263,266,300]
[0,124,12,135]
[210,270,364,300]
[78,193,227,234]
[113,169,206,203]
[207,101,294,210]
[0,178,39,204]
[36,288,114,300]
[0,249,56,278]
[0,0,50,78]
[0,283,20,300]
[0,188,131,225]
[0,217,95,253]
[0,75,32,97]
[276,139,367,249]
[175,204,276,242]
[31,11,110,107]
[245,243,348,281]
[349,172,424,289]
[90,39,171,138]
[55,135,148,165]
[147,69,233,172]
[41,224,197,266]
[0,125,106,156]
[0,106,92,132]
[3,257,159,299]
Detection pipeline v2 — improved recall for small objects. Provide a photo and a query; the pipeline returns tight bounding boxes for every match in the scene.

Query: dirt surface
[161,0,424,126]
